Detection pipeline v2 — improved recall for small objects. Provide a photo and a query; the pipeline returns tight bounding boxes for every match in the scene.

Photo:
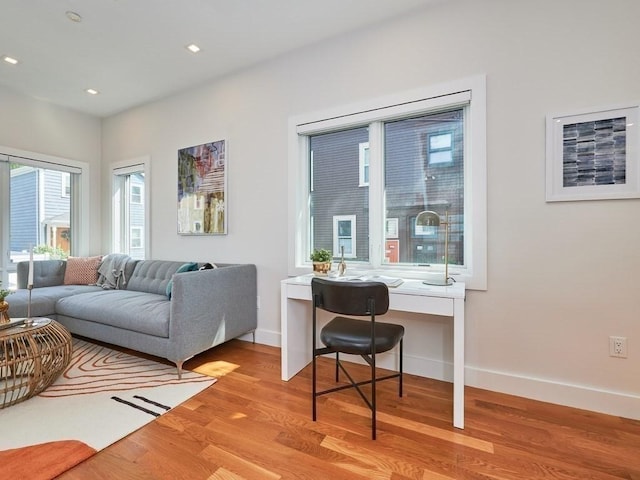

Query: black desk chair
[311,277,404,440]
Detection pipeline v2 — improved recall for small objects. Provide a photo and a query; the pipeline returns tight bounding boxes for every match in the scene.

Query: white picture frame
[546,104,640,202]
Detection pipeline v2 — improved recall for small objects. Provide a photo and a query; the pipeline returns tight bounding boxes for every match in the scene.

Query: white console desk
[280,274,466,429]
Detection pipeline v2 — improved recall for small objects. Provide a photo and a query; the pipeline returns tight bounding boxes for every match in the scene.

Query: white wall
[0,85,103,254]
[101,0,640,418]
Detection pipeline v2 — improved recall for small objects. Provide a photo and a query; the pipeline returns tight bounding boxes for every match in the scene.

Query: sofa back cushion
[126,260,191,296]
[17,260,66,288]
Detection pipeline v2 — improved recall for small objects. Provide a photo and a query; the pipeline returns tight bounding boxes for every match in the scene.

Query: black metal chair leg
[371,350,377,440]
[312,352,317,421]
[399,338,403,398]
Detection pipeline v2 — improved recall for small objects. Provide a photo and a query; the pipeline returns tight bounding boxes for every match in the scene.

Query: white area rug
[0,338,216,479]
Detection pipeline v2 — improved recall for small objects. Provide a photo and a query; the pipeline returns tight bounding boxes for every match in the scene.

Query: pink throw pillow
[63,256,103,285]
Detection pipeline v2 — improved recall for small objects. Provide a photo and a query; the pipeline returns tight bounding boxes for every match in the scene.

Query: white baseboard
[465,366,640,421]
[251,329,640,420]
[240,328,281,347]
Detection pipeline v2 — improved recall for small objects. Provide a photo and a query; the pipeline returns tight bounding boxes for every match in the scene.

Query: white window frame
[359,142,370,186]
[332,215,356,258]
[111,157,150,258]
[288,75,487,290]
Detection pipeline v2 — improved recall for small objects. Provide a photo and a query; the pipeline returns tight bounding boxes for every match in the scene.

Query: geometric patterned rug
[0,339,216,480]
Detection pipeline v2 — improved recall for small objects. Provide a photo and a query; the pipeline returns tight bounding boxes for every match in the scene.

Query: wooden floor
[60,339,640,480]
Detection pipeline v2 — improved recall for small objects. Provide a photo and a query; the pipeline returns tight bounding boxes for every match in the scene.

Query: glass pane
[338,238,352,255]
[384,109,464,266]
[8,162,72,287]
[337,220,351,237]
[310,127,369,262]
[125,172,145,259]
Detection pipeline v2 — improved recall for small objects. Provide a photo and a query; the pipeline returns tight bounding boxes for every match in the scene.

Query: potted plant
[0,280,12,324]
[310,248,332,276]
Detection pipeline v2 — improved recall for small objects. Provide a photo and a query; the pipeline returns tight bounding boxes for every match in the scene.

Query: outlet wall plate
[609,336,628,358]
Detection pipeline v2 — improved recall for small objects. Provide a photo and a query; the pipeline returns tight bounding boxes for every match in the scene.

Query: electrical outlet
[609,336,627,358]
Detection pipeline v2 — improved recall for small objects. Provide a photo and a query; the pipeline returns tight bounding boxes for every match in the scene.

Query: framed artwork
[177,139,227,234]
[546,104,640,202]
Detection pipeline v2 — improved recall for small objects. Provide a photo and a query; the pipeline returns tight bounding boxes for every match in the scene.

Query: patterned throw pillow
[63,256,103,285]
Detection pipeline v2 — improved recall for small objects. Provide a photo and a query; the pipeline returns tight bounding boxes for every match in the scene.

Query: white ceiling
[0,0,440,118]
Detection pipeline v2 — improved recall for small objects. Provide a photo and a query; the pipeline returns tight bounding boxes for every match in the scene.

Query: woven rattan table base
[1,318,72,408]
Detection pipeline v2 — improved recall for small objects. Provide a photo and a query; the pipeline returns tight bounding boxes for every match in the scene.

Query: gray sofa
[8,258,257,377]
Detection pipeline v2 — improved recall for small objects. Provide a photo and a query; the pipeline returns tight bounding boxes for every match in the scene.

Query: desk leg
[281,289,313,381]
[453,297,465,429]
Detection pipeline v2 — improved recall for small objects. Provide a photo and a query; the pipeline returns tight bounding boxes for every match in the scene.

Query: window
[386,218,398,238]
[1,148,89,289]
[289,76,487,289]
[61,172,71,197]
[309,127,368,261]
[359,142,370,186]
[427,131,453,165]
[130,184,143,204]
[130,227,142,249]
[333,215,356,258]
[112,158,149,260]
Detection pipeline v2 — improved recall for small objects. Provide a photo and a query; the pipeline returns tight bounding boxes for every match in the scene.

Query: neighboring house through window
[288,76,487,289]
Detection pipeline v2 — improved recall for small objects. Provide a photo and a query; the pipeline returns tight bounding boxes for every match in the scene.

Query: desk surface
[282,274,466,300]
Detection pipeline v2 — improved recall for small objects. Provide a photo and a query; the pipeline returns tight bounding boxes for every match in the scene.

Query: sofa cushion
[55,290,170,338]
[126,260,189,296]
[7,285,103,318]
[63,256,103,285]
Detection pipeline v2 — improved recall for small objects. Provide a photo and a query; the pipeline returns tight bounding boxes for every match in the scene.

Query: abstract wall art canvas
[546,105,640,201]
[178,140,227,234]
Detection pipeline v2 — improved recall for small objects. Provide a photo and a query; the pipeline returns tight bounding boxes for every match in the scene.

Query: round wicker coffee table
[0,318,72,408]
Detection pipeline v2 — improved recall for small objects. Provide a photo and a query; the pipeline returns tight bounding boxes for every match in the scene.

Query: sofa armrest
[168,264,257,363]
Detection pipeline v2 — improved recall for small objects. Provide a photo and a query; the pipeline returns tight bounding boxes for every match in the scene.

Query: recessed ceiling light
[66,11,82,23]
[186,44,201,54]
[86,88,99,95]
[3,56,19,65]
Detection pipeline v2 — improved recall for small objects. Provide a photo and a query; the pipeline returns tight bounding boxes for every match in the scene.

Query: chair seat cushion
[320,317,404,355]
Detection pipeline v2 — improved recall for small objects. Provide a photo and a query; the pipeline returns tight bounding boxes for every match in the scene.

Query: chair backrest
[311,277,389,316]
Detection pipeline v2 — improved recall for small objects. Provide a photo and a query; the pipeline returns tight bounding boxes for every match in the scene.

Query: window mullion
[368,121,384,268]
